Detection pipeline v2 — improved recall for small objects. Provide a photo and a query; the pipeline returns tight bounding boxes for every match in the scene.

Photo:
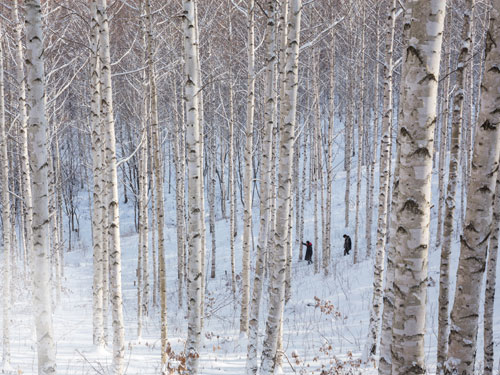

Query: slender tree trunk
[484,177,500,375]
[240,0,255,334]
[299,131,307,261]
[436,5,454,250]
[313,52,320,274]
[173,80,186,306]
[48,130,61,305]
[14,0,34,276]
[145,0,167,363]
[366,10,380,262]
[354,8,365,265]
[183,0,205,372]
[364,0,397,360]
[324,33,335,274]
[436,2,473,372]
[97,0,125,372]
[260,0,301,373]
[25,1,57,373]
[137,43,149,336]
[391,1,446,374]
[209,128,216,279]
[227,9,237,293]
[446,3,500,373]
[0,36,12,372]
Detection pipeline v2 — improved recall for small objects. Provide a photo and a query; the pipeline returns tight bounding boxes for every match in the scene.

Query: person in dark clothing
[343,234,352,256]
[302,241,313,265]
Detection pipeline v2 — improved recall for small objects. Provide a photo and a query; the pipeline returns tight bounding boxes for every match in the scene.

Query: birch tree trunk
[240,0,255,334]
[364,0,397,359]
[299,131,307,261]
[227,8,237,293]
[484,177,500,375]
[145,0,168,362]
[324,35,334,273]
[436,5,454,250]
[97,0,125,372]
[391,1,446,374]
[48,130,61,305]
[260,0,301,373]
[173,80,186,307]
[354,8,365,265]
[209,128,216,279]
[14,0,34,274]
[25,1,57,373]
[378,149,400,375]
[446,3,500,373]
[183,0,204,372]
[366,9,380,262]
[0,36,12,372]
[436,2,473,372]
[137,50,149,337]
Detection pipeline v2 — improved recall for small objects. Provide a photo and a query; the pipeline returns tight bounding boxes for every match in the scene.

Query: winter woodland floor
[1,165,500,374]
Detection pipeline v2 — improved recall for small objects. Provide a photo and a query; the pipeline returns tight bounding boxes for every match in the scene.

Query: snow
[1,154,500,375]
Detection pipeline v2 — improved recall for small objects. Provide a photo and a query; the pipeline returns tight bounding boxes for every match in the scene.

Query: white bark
[209,129,216,280]
[391,1,446,374]
[229,108,236,294]
[0,34,12,371]
[366,9,380,263]
[173,80,185,307]
[14,0,34,275]
[446,2,500,373]
[183,0,204,372]
[436,2,473,372]
[240,0,255,334]
[436,7,454,250]
[97,0,125,372]
[324,34,335,274]
[25,1,57,373]
[260,0,301,372]
[145,0,167,362]
[365,1,396,360]
[353,8,365,265]
[484,177,500,375]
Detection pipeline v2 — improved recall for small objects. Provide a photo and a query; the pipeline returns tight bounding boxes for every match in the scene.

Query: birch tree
[97,0,126,372]
[246,1,276,372]
[173,80,186,306]
[484,176,500,375]
[0,36,12,373]
[436,1,473,372]
[324,32,335,274]
[183,0,205,372]
[26,0,57,373]
[240,0,255,334]
[90,0,105,348]
[145,0,168,361]
[260,0,301,372]
[391,1,446,374]
[436,3,453,250]
[446,2,500,372]
[364,0,397,359]
[353,5,365,265]
[14,0,34,275]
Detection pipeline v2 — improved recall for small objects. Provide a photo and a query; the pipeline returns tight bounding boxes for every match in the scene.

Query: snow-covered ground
[1,160,500,374]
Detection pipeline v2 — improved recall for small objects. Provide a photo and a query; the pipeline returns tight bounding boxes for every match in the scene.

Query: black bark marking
[401,199,424,215]
[481,120,497,131]
[406,45,424,65]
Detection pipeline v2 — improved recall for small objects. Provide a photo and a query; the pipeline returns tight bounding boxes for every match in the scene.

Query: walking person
[343,234,352,256]
[302,241,313,265]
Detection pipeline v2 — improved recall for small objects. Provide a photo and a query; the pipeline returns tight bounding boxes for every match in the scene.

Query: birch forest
[1,0,500,374]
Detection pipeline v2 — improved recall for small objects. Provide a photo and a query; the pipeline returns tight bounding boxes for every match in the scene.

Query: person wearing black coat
[302,241,313,265]
[343,234,352,256]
